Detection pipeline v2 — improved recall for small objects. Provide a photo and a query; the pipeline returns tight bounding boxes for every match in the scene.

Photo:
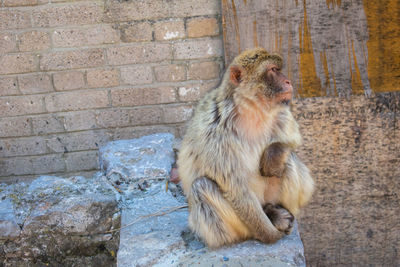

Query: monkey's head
[227,48,293,107]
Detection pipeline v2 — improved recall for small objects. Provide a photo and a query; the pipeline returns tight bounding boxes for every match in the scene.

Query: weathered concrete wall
[294,93,399,266]
[0,0,223,182]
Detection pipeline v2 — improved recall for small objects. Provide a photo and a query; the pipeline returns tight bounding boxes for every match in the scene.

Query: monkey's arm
[260,143,291,177]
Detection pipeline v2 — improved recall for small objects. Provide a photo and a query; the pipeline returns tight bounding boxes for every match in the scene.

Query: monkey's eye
[271,67,279,72]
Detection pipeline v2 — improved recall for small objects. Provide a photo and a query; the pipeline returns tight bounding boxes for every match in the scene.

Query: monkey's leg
[188,177,250,248]
[260,143,290,177]
[263,204,294,235]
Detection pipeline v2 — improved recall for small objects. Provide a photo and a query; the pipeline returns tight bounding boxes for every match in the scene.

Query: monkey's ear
[230,65,243,86]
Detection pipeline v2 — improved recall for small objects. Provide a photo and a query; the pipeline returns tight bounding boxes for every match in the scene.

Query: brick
[107,43,171,65]
[52,25,120,48]
[0,54,37,75]
[0,77,19,96]
[40,49,105,71]
[96,109,130,128]
[154,64,186,82]
[0,95,45,117]
[64,110,97,131]
[65,150,99,172]
[110,125,176,141]
[45,90,109,112]
[0,117,31,137]
[154,20,185,41]
[0,9,31,30]
[18,74,53,94]
[31,114,65,134]
[162,105,194,123]
[4,0,38,6]
[130,106,163,126]
[0,32,17,53]
[87,68,119,88]
[53,71,85,91]
[187,61,220,80]
[120,22,153,42]
[47,130,110,153]
[187,17,219,38]
[111,87,176,107]
[0,154,65,176]
[0,136,47,157]
[120,65,153,85]
[17,31,51,52]
[32,3,103,27]
[178,80,218,102]
[104,0,169,22]
[169,0,221,17]
[174,38,223,60]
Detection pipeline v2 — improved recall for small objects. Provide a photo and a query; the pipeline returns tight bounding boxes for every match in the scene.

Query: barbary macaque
[177,48,314,248]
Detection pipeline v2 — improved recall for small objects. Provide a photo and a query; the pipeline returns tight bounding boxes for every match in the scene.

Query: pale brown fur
[177,48,314,248]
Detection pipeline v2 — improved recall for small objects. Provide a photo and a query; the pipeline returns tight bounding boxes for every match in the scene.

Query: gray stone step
[99,133,306,267]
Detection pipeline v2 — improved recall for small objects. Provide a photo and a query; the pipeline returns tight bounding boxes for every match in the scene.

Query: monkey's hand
[260,143,291,178]
[263,204,294,235]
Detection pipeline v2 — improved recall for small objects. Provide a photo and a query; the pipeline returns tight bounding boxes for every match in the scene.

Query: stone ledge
[0,175,120,266]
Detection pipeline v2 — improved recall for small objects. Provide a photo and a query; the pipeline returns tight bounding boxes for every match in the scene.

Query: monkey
[177,47,314,248]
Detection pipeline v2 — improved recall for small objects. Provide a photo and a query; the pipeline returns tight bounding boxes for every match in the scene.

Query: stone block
[0,136,47,157]
[40,49,105,71]
[111,87,176,107]
[0,117,31,137]
[0,9,31,30]
[107,43,171,65]
[87,68,119,88]
[0,53,37,75]
[0,95,45,117]
[162,104,194,123]
[154,19,185,41]
[0,175,120,266]
[64,110,97,131]
[31,114,65,135]
[0,32,16,53]
[174,38,223,60]
[120,65,153,85]
[17,31,51,52]
[187,60,220,80]
[53,71,85,91]
[0,77,19,96]
[32,2,103,27]
[120,22,153,43]
[99,133,175,190]
[45,90,109,112]
[3,0,38,6]
[154,64,186,82]
[187,17,219,38]
[18,73,53,94]
[52,25,120,48]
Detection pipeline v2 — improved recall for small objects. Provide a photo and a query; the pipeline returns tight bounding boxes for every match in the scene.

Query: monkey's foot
[263,204,294,235]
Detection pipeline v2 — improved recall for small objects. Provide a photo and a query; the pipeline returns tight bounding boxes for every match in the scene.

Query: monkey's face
[263,63,293,105]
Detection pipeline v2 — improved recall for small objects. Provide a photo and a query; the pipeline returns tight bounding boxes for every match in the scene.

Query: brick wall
[0,0,223,182]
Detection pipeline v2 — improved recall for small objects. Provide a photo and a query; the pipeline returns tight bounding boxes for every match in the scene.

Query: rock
[99,133,175,192]
[0,175,120,267]
[98,133,306,267]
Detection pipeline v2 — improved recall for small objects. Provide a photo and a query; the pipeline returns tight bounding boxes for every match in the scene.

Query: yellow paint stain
[363,0,400,93]
[253,20,258,47]
[320,50,331,93]
[243,0,247,5]
[231,0,241,52]
[351,40,364,94]
[329,59,338,96]
[326,0,341,9]
[298,0,323,97]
